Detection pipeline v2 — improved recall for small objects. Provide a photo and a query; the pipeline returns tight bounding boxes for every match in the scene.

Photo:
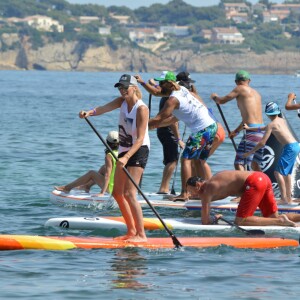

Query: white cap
[154,71,168,81]
[106,131,119,143]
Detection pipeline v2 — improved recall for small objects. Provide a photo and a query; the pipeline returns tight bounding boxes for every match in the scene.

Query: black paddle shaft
[219,216,265,236]
[84,117,183,248]
[216,104,238,152]
[170,125,187,195]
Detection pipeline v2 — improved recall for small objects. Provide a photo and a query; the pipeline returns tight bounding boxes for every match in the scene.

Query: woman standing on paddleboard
[80,74,150,243]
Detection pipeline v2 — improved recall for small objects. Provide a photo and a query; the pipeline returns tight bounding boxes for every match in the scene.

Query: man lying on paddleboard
[186,170,300,226]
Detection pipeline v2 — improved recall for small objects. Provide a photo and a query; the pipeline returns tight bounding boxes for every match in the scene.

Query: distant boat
[295,70,300,77]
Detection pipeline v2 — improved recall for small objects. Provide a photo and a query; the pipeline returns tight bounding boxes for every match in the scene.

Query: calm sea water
[1,70,300,299]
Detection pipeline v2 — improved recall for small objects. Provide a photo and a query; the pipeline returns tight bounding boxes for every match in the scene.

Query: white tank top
[118,99,150,154]
[171,86,215,132]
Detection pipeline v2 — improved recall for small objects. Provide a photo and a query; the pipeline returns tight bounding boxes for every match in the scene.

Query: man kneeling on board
[186,171,300,226]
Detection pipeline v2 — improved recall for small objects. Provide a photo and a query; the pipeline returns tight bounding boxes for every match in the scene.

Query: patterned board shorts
[235,130,264,166]
[182,122,217,160]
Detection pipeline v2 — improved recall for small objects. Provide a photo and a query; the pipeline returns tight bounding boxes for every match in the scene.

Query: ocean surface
[1,70,300,299]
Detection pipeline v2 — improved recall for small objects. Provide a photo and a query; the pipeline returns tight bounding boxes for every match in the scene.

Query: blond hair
[133,85,142,99]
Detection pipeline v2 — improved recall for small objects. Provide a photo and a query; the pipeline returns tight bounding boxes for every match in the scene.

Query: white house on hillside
[160,25,189,36]
[212,27,244,44]
[25,15,64,32]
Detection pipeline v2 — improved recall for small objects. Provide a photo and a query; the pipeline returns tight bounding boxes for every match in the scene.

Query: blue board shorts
[276,142,300,176]
[182,122,217,160]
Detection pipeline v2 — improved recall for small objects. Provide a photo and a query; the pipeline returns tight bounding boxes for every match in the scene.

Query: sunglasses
[118,86,130,91]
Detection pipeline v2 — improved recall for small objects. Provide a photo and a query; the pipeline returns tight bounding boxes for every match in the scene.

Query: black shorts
[157,132,179,165]
[119,145,149,169]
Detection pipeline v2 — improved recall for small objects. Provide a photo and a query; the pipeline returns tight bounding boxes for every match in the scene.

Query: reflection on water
[110,249,150,290]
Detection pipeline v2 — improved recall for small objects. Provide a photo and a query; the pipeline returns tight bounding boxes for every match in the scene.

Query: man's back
[236,85,263,124]
[203,170,253,201]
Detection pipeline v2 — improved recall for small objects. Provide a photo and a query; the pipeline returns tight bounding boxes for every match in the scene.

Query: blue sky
[68,0,283,9]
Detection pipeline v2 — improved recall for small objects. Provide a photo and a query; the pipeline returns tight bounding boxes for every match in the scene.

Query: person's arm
[210,87,240,105]
[79,97,123,118]
[134,75,167,97]
[170,122,185,149]
[228,122,243,139]
[243,124,272,158]
[243,123,266,131]
[285,93,298,111]
[148,96,179,129]
[118,105,149,166]
[100,154,113,195]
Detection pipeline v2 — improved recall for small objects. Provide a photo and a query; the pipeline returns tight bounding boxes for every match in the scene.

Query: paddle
[216,104,237,151]
[170,125,186,195]
[84,117,183,249]
[148,94,152,118]
[219,216,265,235]
[243,129,249,171]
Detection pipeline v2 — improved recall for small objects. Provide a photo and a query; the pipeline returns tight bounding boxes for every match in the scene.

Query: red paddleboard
[0,235,298,251]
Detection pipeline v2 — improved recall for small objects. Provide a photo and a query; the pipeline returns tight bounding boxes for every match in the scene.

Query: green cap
[154,71,176,82]
[235,70,250,81]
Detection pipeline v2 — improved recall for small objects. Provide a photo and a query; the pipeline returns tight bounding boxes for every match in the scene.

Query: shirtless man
[186,171,300,226]
[210,70,264,171]
[244,102,300,204]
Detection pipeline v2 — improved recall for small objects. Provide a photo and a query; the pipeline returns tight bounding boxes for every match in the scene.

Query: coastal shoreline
[0,42,299,74]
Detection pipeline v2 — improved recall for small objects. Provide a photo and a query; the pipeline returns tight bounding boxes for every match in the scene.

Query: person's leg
[158,161,177,193]
[170,158,191,200]
[209,123,225,156]
[274,171,288,204]
[236,214,297,226]
[251,161,261,171]
[284,174,293,203]
[285,212,300,222]
[112,164,137,240]
[234,135,248,171]
[157,135,179,193]
[55,170,104,193]
[123,166,147,242]
[77,165,106,192]
[192,159,211,179]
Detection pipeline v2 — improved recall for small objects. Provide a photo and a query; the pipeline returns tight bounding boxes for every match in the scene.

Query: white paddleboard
[45,216,300,234]
[50,190,300,214]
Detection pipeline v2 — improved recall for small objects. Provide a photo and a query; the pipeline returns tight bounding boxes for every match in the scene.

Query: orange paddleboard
[0,235,298,251]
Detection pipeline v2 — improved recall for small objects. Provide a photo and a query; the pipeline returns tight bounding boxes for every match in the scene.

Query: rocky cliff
[0,40,300,74]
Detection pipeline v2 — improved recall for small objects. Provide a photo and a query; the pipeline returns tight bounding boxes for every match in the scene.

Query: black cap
[176,71,195,83]
[114,74,138,88]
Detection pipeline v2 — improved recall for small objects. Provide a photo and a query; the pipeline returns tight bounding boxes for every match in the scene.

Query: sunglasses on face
[118,86,129,91]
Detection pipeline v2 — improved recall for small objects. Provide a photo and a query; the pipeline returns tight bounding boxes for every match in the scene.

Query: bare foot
[230,197,240,203]
[169,194,189,202]
[125,235,147,243]
[54,186,70,193]
[279,214,298,227]
[276,199,288,205]
[287,201,299,205]
[114,234,135,241]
